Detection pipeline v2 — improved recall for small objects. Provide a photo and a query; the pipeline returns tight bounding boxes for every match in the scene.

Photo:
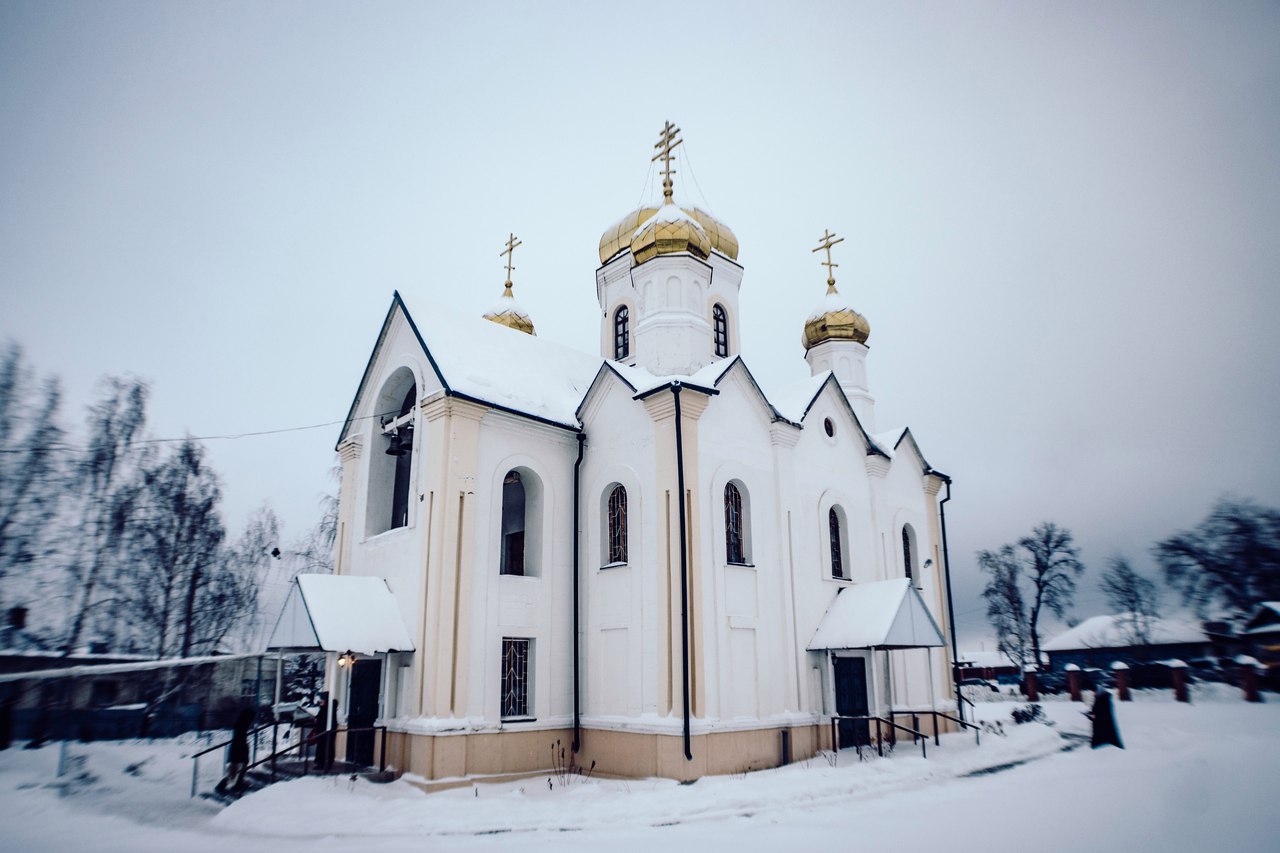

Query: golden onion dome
[483,283,536,335]
[802,283,871,350]
[599,204,739,264]
[629,203,712,265]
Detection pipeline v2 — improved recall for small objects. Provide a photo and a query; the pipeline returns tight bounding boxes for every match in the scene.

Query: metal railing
[191,723,388,797]
[829,714,928,764]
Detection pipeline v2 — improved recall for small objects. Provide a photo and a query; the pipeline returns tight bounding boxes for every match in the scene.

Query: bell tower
[595,122,743,376]
[802,229,876,430]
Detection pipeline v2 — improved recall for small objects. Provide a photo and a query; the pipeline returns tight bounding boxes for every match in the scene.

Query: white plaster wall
[468,412,580,725]
[695,367,783,722]
[579,376,659,719]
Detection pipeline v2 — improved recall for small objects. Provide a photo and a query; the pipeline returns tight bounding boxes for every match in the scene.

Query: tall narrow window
[712,304,729,358]
[606,485,628,565]
[725,482,746,564]
[829,508,844,579]
[902,525,914,583]
[500,471,527,575]
[389,387,415,530]
[500,638,530,718]
[614,306,630,360]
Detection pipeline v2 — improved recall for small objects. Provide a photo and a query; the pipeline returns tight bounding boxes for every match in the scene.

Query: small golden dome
[483,283,536,335]
[629,204,712,265]
[599,205,739,264]
[802,283,870,349]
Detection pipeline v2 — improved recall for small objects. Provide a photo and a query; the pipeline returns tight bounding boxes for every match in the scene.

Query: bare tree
[978,545,1031,670]
[0,343,65,602]
[1154,497,1280,622]
[126,438,230,657]
[978,522,1085,670]
[1099,556,1160,645]
[224,503,283,651]
[288,462,339,576]
[62,377,149,655]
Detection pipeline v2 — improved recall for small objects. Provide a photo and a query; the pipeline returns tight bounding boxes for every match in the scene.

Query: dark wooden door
[834,656,870,748]
[346,659,382,766]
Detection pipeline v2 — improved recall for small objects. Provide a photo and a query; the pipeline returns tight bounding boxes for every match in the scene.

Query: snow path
[1,696,1277,852]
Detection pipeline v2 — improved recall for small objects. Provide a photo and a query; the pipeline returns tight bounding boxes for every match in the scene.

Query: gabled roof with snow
[338,293,604,444]
[807,579,945,650]
[1042,614,1208,652]
[1244,602,1280,635]
[267,575,415,655]
[338,293,942,476]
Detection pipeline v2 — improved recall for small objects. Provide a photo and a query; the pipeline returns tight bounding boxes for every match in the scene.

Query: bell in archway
[385,429,406,456]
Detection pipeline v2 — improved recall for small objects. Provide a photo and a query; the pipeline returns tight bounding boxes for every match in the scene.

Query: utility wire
[0,408,403,454]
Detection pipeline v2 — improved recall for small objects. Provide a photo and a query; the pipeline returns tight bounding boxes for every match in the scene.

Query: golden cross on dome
[499,232,522,290]
[812,229,845,289]
[651,120,683,202]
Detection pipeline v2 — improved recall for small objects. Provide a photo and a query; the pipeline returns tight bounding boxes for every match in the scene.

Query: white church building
[281,125,959,782]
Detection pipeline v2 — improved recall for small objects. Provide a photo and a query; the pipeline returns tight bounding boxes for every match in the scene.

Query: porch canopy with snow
[808,579,945,652]
[807,579,946,723]
[267,574,415,656]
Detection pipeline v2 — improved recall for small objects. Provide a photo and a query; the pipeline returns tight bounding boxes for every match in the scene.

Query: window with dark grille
[829,508,844,579]
[500,471,526,575]
[713,304,729,358]
[902,526,914,582]
[614,306,630,360]
[607,485,628,564]
[725,482,746,564]
[501,638,530,718]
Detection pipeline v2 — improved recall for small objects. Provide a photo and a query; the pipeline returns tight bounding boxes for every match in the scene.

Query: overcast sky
[3,1,1278,645]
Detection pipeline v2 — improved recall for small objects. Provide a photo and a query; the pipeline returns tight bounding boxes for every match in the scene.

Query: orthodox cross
[812,229,845,289]
[651,121,683,202]
[500,232,522,291]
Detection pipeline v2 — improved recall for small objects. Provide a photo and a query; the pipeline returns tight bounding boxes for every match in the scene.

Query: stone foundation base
[382,715,958,785]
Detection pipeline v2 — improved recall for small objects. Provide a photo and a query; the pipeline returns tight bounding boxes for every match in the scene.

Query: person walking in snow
[1089,688,1123,749]
[216,707,255,794]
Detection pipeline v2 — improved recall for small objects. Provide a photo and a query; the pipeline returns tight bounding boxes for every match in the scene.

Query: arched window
[367,369,416,537]
[614,306,630,360]
[712,304,729,358]
[829,508,844,579]
[606,485,628,565]
[724,482,748,564]
[501,471,527,576]
[902,525,915,583]
[388,387,415,530]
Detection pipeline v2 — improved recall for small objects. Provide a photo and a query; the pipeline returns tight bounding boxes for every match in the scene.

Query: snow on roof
[806,286,861,322]
[958,650,1019,669]
[634,202,706,235]
[408,297,602,429]
[1042,614,1207,652]
[872,427,907,458]
[808,579,945,650]
[268,575,415,655]
[768,372,829,424]
[606,357,735,399]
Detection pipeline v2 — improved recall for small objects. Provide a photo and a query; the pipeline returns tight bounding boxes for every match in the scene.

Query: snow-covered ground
[2,691,1277,852]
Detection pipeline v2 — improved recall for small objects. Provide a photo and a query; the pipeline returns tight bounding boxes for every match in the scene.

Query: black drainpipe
[938,477,961,721]
[672,383,692,760]
[572,432,586,753]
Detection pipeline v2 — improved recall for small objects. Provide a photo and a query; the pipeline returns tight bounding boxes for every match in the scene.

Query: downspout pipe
[938,478,962,721]
[572,432,586,753]
[672,383,692,761]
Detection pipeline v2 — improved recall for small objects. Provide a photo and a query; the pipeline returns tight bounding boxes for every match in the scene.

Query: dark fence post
[1112,663,1131,701]
[1170,661,1189,703]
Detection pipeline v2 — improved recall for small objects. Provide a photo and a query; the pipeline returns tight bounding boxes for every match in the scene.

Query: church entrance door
[346,658,382,767]
[834,656,870,749]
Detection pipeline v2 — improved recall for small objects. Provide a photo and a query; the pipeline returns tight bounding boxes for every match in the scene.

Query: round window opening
[824,417,835,438]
